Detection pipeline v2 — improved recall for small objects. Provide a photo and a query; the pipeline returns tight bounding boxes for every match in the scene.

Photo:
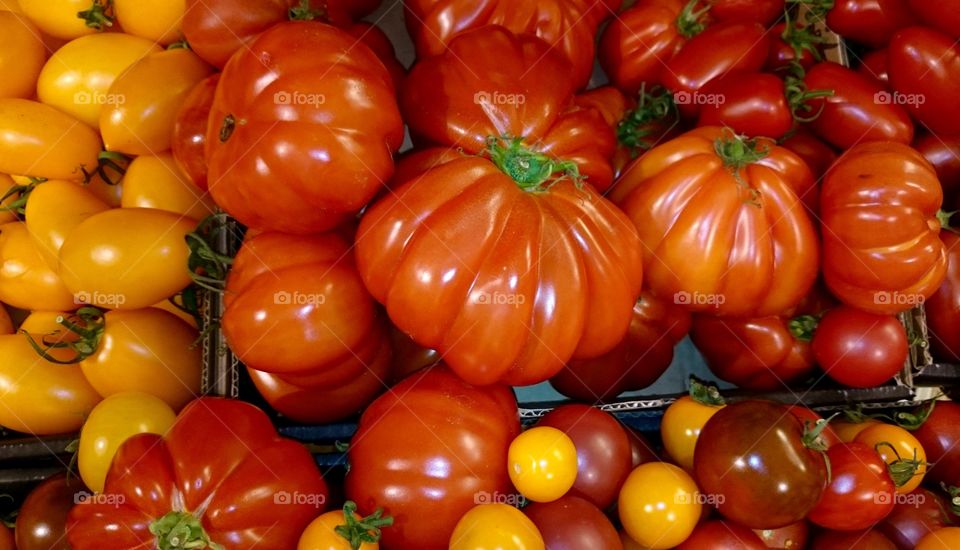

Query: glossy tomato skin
[826,0,916,47]
[907,0,960,38]
[808,442,896,531]
[767,21,823,72]
[550,291,691,402]
[753,522,810,549]
[0,221,75,311]
[694,400,827,529]
[16,473,86,550]
[820,142,945,313]
[914,134,960,198]
[612,127,818,317]
[860,48,891,87]
[25,179,110,269]
[880,488,952,549]
[618,462,702,549]
[888,27,960,136]
[121,153,216,220]
[709,0,783,25]
[780,127,838,181]
[298,508,380,550]
[697,73,792,139]
[345,366,521,550]
[855,423,927,493]
[207,22,403,234]
[916,527,960,549]
[812,306,908,387]
[0,99,101,180]
[525,496,622,550]
[804,62,914,149]
[677,520,767,549]
[913,400,960,487]
[172,74,218,190]
[788,406,842,448]
[0,11,46,99]
[812,529,898,549]
[450,504,545,550]
[69,398,328,550]
[662,395,724,471]
[18,0,100,39]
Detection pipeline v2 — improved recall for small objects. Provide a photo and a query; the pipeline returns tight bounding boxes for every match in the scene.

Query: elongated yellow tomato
[25,179,110,268]
[449,504,545,550]
[0,334,101,435]
[101,49,212,155]
[59,208,195,309]
[37,33,161,128]
[0,99,101,180]
[122,153,215,219]
[618,463,702,549]
[0,221,76,310]
[113,0,185,44]
[0,11,45,98]
[19,0,108,39]
[20,310,69,333]
[152,296,198,328]
[0,174,22,225]
[78,391,176,492]
[14,171,123,207]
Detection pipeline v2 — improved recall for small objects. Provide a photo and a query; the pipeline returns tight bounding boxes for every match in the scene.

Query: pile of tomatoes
[1,0,960,548]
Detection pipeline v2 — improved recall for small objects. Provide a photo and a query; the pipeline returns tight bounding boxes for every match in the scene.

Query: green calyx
[779,11,827,64]
[485,136,582,192]
[186,213,235,294]
[802,417,835,483]
[676,0,710,38]
[786,0,836,26]
[784,62,834,123]
[688,377,725,406]
[149,511,223,550]
[289,0,327,21]
[876,442,925,488]
[22,307,105,365]
[617,85,677,156]
[713,131,767,205]
[78,0,114,30]
[788,314,819,342]
[334,501,394,550]
[0,177,43,215]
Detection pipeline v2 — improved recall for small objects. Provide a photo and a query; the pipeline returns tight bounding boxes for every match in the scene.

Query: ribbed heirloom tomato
[172,74,219,190]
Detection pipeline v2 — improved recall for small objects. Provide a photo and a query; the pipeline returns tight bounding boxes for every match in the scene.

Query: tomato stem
[149,511,223,550]
[77,0,114,30]
[0,177,42,215]
[941,483,960,517]
[485,136,582,191]
[877,442,925,488]
[786,0,836,26]
[802,417,834,482]
[778,11,828,65]
[784,62,834,123]
[289,0,327,21]
[186,213,235,294]
[688,377,725,406]
[893,399,937,431]
[167,39,191,51]
[334,501,393,550]
[617,84,677,156]
[218,115,237,143]
[713,131,767,205]
[787,314,819,342]
[676,0,710,39]
[21,307,105,365]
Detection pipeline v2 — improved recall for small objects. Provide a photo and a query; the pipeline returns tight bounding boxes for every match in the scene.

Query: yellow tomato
[620,531,652,550]
[854,423,927,493]
[37,33,161,128]
[0,99,101,180]
[78,391,176,492]
[0,1,21,13]
[618,463,702,549]
[25,179,110,267]
[122,153,215,219]
[661,395,725,471]
[0,221,75,310]
[298,503,387,550]
[19,0,110,39]
[833,419,882,443]
[58,207,195,310]
[0,307,11,335]
[20,310,68,333]
[0,333,101,434]
[113,0,185,44]
[0,174,23,225]
[152,296,198,328]
[0,11,45,98]
[101,49,212,155]
[13,171,123,206]
[508,426,578,503]
[449,504,545,550]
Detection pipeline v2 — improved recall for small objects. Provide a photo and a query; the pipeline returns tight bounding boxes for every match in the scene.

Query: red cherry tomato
[812,306,908,388]
[808,442,897,531]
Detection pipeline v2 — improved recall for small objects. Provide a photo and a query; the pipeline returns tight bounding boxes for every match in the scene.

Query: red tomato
[16,473,85,550]
[888,26,960,136]
[550,291,691,402]
[913,400,960,487]
[345,366,521,550]
[826,0,916,47]
[611,127,818,317]
[696,73,793,139]
[206,22,403,234]
[344,21,405,90]
[927,233,960,362]
[860,48,890,87]
[788,406,842,448]
[812,529,898,549]
[907,0,960,38]
[767,20,826,72]
[172,73,217,190]
[677,520,767,549]
[812,306,908,388]
[387,325,440,383]
[880,488,952,549]
[68,398,328,550]
[914,134,960,198]
[753,522,810,549]
[624,427,660,467]
[780,127,838,184]
[709,0,783,24]
[524,496,623,550]
[820,142,945,313]
[809,442,897,531]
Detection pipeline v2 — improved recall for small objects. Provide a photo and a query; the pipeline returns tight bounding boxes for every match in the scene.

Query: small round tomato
[808,442,896,531]
[618,462,701,549]
[788,406,842,448]
[880,488,952,549]
[18,0,107,39]
[113,0,185,44]
[0,11,46,99]
[812,306,908,388]
[298,502,392,550]
[78,391,176,493]
[37,33,161,128]
[661,386,725,471]
[59,208,195,310]
[913,401,960,487]
[449,504,545,550]
[677,520,767,549]
[834,418,883,442]
[753,521,810,549]
[855,423,927,493]
[524,496,622,550]
[121,153,215,220]
[0,99,101,180]
[172,74,218,190]
[15,472,86,550]
[508,426,578,503]
[25,179,110,267]
[917,527,960,549]
[0,221,75,311]
[780,127,838,181]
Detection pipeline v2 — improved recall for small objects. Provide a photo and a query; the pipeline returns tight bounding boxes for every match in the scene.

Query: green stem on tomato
[289,0,327,21]
[786,0,836,26]
[784,62,834,123]
[876,442,925,488]
[0,177,43,215]
[713,130,768,205]
[788,314,820,342]
[334,501,393,550]
[676,0,711,38]
[802,418,834,482]
[485,136,582,192]
[22,307,106,365]
[617,84,677,156]
[150,511,223,550]
[186,213,235,294]
[779,10,828,64]
[688,377,725,406]
[78,0,114,30]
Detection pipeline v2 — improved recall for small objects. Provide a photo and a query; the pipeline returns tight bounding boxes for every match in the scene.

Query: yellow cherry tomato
[508,426,578,503]
[37,33,161,128]
[0,11,46,99]
[298,503,389,550]
[79,391,176,492]
[618,462,702,549]
[122,153,215,219]
[916,527,960,549]
[25,179,110,267]
[0,221,75,310]
[0,333,101,434]
[59,207,195,310]
[854,423,927,493]
[101,49,212,155]
[19,0,110,40]
[113,0,185,45]
[0,99,101,180]
[833,419,882,443]
[661,395,725,471]
[449,504,545,550]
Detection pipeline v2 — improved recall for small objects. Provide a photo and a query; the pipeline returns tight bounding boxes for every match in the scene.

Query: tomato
[611,127,817,317]
[767,20,826,72]
[536,404,632,509]
[78,392,176,493]
[708,0,782,24]
[780,127,838,181]
[914,134,960,198]
[0,99,101,180]
[696,72,793,139]
[834,418,883,443]
[809,442,896,531]
[59,208,195,310]
[69,398,328,550]
[854,424,926,493]
[18,0,107,39]
[812,306,908,387]
[753,522,810,549]
[0,221,75,311]
[822,142,945,312]
[25,179,110,268]
[695,400,827,529]
[618,462,701,549]
[113,0,184,44]
[297,502,391,550]
[677,520,767,549]
[508,427,578,503]
[860,48,891,87]
[907,0,960,38]
[405,0,618,89]
[15,473,86,550]
[172,74,218,190]
[803,62,914,149]
[450,504,544,550]
[827,0,916,47]
[880,488,952,549]
[346,366,521,550]
[37,33,161,128]
[121,153,215,220]
[889,27,960,136]
[913,400,960,487]
[625,427,660,467]
[0,11,45,99]
[387,324,440,383]
[0,333,100,435]
[344,21,405,90]
[662,387,725,471]
[0,306,11,335]
[100,48,213,155]
[550,291,691,402]
[525,496,622,550]
[812,529,897,549]
[207,22,402,234]
[401,26,616,191]
[916,527,960,549]
[788,406,842,448]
